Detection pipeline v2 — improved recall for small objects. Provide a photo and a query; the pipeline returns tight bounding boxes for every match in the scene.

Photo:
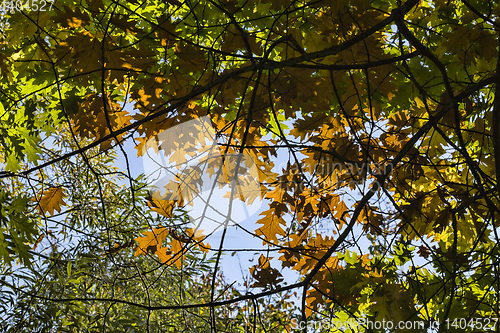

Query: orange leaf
[134,227,169,256]
[170,238,186,269]
[334,200,350,227]
[155,246,172,263]
[35,187,66,216]
[147,195,176,218]
[255,209,286,243]
[186,228,210,252]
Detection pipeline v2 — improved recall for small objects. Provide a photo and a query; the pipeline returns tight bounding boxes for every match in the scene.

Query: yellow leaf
[334,200,350,226]
[255,209,286,243]
[35,187,66,216]
[186,228,210,252]
[155,247,172,263]
[414,96,425,108]
[147,195,176,218]
[134,227,169,256]
[170,238,185,269]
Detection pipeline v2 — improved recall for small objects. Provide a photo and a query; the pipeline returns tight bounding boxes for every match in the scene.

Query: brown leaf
[250,255,284,290]
[417,245,430,259]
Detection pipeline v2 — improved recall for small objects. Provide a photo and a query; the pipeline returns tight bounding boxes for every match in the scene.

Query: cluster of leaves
[1,0,500,331]
[0,128,274,332]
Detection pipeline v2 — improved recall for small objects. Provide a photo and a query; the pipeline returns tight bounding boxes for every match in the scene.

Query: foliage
[1,0,500,331]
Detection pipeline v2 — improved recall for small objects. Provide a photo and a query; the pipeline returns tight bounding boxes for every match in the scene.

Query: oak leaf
[35,187,66,216]
[147,194,176,218]
[255,209,286,243]
[134,227,169,256]
[250,255,284,290]
[186,228,210,252]
[169,238,186,269]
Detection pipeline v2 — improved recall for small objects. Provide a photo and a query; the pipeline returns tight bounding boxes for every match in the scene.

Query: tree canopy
[1,0,500,331]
